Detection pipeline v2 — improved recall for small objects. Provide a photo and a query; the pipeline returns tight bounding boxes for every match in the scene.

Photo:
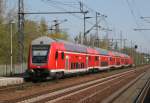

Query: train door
[65,55,69,69]
[99,56,101,67]
[86,56,88,68]
[57,51,65,69]
[95,56,99,66]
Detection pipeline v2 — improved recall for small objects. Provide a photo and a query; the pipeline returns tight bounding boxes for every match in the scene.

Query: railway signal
[134,45,138,49]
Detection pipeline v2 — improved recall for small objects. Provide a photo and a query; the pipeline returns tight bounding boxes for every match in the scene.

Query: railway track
[0,83,33,92]
[15,67,147,103]
[134,76,150,103]
[0,66,132,93]
[0,65,149,103]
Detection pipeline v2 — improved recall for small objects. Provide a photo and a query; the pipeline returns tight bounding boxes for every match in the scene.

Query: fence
[0,63,27,76]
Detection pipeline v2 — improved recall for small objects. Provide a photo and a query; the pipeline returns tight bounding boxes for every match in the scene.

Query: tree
[0,0,4,23]
[0,23,11,64]
[23,20,42,61]
[48,25,70,41]
[39,18,48,36]
[48,32,69,41]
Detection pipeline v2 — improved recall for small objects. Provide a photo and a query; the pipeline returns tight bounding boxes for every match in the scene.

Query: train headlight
[30,69,34,72]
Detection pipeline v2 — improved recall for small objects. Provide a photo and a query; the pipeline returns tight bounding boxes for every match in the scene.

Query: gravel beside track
[43,68,146,103]
[0,65,149,103]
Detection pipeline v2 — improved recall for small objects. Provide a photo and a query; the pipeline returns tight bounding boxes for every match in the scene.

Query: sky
[6,0,150,52]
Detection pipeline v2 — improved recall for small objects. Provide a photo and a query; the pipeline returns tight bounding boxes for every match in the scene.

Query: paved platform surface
[0,77,24,87]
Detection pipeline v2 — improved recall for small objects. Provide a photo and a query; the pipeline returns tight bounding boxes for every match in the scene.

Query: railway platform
[0,77,24,87]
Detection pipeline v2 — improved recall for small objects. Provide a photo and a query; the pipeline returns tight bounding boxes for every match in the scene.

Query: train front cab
[25,44,51,81]
[25,37,58,81]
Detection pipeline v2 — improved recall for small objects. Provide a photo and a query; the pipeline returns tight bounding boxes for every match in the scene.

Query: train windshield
[32,45,50,64]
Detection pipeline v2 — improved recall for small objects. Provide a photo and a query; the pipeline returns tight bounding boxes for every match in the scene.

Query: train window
[61,52,65,59]
[110,57,112,61]
[112,58,115,61]
[55,51,58,60]
[80,63,82,68]
[89,56,91,61]
[117,62,120,65]
[95,56,99,61]
[101,62,108,67]
[76,63,79,69]
[32,45,50,63]
[82,63,85,68]
[78,63,80,68]
[71,63,74,69]
[97,56,99,61]
[74,63,76,69]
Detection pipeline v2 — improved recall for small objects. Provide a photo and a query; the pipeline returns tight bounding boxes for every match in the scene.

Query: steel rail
[17,69,137,103]
[134,77,150,103]
[101,72,146,103]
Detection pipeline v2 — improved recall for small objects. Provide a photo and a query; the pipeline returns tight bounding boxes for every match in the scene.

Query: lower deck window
[95,56,99,61]
[101,61,108,67]
[76,63,79,69]
[81,63,84,68]
[71,62,85,69]
[117,62,120,65]
[71,63,74,69]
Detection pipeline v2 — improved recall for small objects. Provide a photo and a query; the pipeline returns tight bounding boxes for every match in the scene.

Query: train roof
[87,48,99,54]
[55,39,88,53]
[32,36,55,45]
[115,52,130,58]
[63,43,87,53]
[95,48,109,55]
[32,36,88,53]
[124,54,130,58]
[108,51,115,56]
[31,36,130,57]
[113,51,121,57]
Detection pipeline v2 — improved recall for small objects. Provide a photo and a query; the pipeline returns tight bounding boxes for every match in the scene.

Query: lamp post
[10,20,15,76]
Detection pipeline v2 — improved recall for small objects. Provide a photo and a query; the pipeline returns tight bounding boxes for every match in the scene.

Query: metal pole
[95,12,98,47]
[18,0,24,73]
[120,31,122,52]
[149,51,150,64]
[123,39,126,49]
[10,22,13,75]
[130,40,133,57]
[83,13,86,45]
[96,12,100,38]
[140,47,142,65]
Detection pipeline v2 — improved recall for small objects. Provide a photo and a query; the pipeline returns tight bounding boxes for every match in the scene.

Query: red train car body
[25,36,133,80]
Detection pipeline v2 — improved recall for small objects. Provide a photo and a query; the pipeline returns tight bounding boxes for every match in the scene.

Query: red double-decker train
[25,36,133,81]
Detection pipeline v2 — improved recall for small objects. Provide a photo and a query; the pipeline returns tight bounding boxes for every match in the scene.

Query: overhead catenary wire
[46,0,108,26]
[42,0,110,43]
[125,0,140,28]
[76,0,102,16]
[43,0,95,26]
[125,0,150,48]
